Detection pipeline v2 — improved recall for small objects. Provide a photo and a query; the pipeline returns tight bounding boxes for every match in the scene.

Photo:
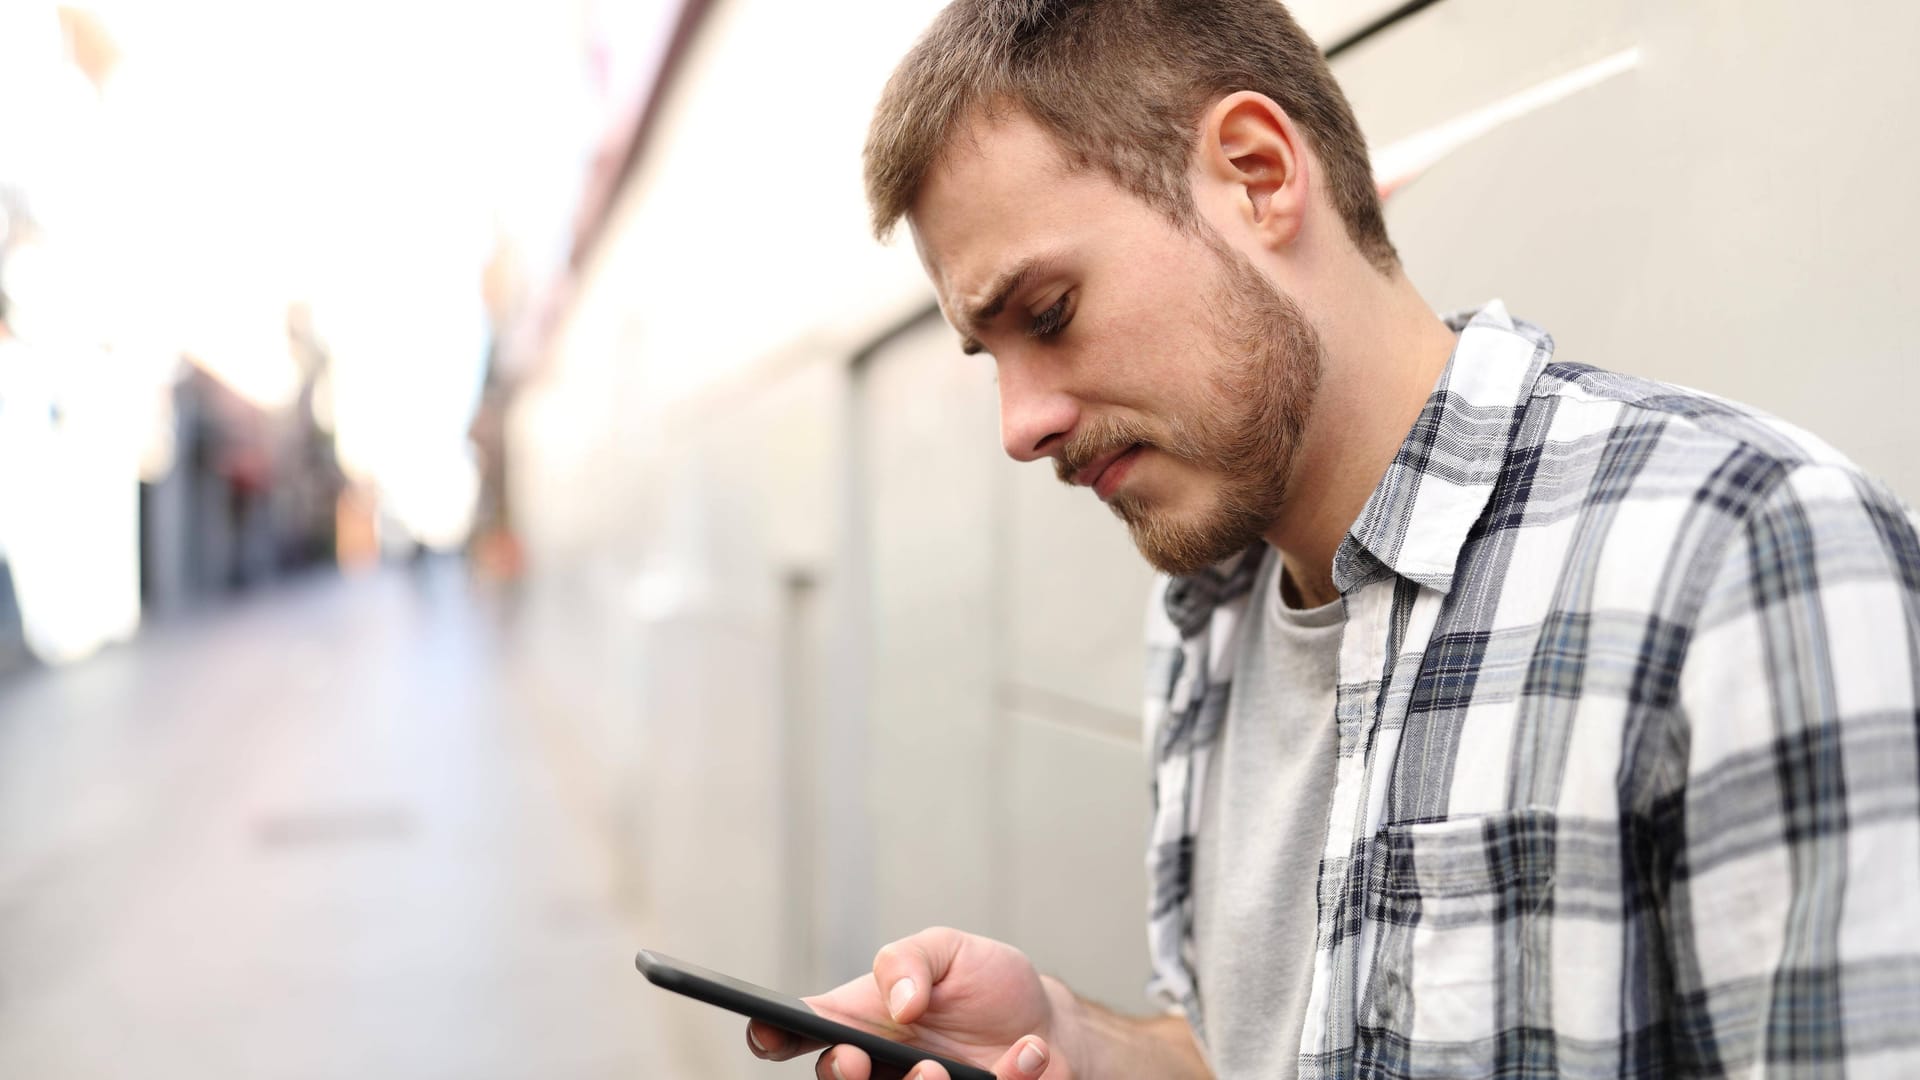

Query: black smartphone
[635,948,996,1080]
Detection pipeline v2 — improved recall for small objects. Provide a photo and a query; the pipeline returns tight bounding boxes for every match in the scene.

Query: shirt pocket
[1361,809,1556,1064]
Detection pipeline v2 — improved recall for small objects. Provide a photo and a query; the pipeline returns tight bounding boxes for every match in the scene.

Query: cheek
[1074,309,1209,411]
[1074,241,1226,404]
[1129,444,1231,512]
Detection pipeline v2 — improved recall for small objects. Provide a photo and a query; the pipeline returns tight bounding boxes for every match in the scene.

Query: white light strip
[1373,46,1644,198]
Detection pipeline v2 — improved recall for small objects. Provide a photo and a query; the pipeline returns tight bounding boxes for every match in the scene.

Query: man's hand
[745,927,1072,1079]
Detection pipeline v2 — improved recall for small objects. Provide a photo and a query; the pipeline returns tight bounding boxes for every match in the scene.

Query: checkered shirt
[1142,301,1920,1077]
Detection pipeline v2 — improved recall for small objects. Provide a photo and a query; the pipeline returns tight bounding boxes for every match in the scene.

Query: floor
[0,563,677,1079]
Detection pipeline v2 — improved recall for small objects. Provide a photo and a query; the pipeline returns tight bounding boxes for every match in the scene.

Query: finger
[816,1045,872,1080]
[746,1020,823,1062]
[873,926,968,1024]
[988,1035,1050,1079]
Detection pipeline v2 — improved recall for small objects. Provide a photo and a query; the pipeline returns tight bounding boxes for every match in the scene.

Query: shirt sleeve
[1669,461,1920,1074]
[1141,569,1197,1015]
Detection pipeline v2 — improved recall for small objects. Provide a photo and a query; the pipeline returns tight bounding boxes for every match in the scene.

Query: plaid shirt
[1143,302,1920,1078]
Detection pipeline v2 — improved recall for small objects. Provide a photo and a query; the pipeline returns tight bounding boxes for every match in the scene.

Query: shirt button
[1375,971,1404,1024]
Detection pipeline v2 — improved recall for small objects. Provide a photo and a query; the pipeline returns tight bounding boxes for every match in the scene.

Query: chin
[1118,499,1265,576]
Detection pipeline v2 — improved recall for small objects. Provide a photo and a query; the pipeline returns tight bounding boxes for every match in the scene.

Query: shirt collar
[1163,302,1553,634]
[1331,299,1554,596]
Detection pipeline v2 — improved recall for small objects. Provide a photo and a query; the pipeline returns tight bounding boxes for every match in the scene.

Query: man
[747,1,1920,1077]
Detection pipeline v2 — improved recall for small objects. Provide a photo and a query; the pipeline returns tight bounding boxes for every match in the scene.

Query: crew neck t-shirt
[1190,547,1345,1079]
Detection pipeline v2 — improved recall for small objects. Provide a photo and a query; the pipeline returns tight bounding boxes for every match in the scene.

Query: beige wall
[509,2,1920,1076]
[1345,0,1920,497]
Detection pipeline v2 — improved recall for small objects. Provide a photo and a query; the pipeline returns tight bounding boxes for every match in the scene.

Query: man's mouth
[1073,444,1143,501]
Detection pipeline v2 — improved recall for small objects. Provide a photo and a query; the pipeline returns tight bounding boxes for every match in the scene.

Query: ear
[1194,91,1309,249]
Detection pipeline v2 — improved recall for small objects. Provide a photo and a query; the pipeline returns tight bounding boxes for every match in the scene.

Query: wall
[1345,0,1920,495]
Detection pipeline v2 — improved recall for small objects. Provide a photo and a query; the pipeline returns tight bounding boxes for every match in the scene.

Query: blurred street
[0,562,661,1079]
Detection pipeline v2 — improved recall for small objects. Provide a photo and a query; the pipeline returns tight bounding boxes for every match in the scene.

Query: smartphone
[635,948,996,1080]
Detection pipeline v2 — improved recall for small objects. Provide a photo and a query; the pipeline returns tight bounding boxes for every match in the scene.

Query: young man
[748,2,1920,1077]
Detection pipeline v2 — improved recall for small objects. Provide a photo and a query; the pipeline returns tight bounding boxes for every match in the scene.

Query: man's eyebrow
[954,255,1053,354]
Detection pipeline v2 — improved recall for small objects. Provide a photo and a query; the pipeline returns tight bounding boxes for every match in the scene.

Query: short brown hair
[864,0,1397,273]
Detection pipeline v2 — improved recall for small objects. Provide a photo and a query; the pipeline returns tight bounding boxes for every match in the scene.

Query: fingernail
[831,1060,848,1080]
[889,977,917,1020]
[748,1028,767,1055]
[1018,1039,1046,1074]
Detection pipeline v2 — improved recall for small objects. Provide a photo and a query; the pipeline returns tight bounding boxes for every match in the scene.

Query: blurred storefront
[0,0,660,670]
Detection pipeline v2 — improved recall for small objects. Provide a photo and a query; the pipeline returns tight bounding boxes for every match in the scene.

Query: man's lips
[1072,445,1142,500]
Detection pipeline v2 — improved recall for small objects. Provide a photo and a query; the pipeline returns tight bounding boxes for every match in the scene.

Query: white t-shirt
[1191,546,1344,1079]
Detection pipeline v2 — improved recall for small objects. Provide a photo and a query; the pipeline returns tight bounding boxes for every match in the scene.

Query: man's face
[907,110,1323,575]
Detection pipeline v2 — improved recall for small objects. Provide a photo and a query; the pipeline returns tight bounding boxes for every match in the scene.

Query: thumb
[988,1035,1050,1079]
[873,926,968,1024]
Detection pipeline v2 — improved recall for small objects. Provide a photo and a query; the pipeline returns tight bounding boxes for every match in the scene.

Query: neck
[1264,265,1456,607]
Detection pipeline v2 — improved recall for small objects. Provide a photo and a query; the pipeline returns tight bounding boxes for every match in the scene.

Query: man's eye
[1028,294,1072,339]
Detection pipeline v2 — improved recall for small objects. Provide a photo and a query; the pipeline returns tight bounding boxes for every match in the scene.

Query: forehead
[905,110,1136,316]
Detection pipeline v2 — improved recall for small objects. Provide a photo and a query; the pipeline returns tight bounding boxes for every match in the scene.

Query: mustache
[1054,414,1161,485]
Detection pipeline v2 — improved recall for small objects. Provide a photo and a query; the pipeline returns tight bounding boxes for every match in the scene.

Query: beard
[1055,239,1324,576]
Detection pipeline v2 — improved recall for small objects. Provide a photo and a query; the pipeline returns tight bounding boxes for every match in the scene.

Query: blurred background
[0,0,1915,1076]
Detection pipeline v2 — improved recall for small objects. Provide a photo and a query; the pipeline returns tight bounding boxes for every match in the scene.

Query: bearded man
[746,1,1920,1077]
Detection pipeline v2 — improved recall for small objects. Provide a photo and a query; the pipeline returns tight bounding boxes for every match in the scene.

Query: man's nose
[997,361,1079,463]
